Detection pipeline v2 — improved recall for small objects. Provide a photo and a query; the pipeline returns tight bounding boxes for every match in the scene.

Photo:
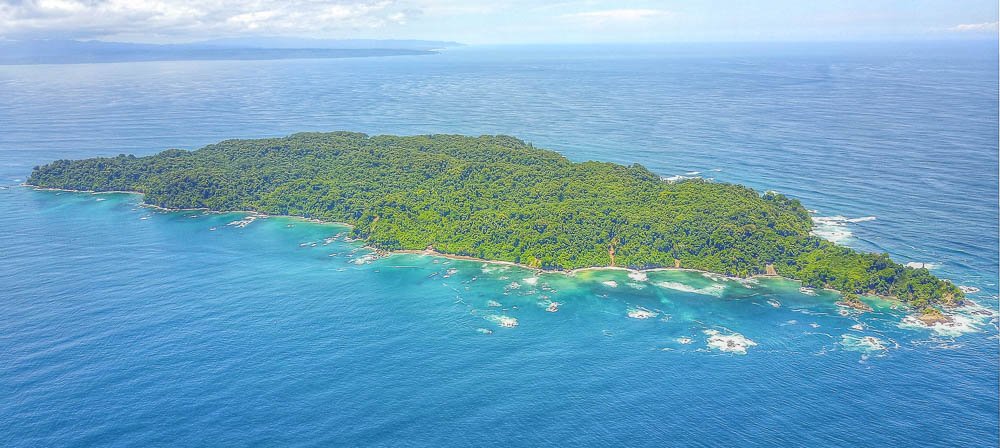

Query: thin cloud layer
[561,8,673,24]
[0,0,412,40]
[0,0,996,43]
[948,21,999,32]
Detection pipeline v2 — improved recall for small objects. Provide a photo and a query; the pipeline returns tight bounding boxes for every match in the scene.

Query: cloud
[0,0,413,40]
[560,8,673,25]
[947,21,999,32]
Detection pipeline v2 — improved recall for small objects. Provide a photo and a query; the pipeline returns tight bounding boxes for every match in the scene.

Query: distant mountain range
[0,38,463,65]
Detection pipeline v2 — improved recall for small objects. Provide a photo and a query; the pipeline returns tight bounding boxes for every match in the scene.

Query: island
[27,132,963,314]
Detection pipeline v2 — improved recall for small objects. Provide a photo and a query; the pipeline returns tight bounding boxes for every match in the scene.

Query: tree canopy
[28,132,962,310]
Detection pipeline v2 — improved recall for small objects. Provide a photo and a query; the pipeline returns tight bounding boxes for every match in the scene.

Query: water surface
[1,42,997,447]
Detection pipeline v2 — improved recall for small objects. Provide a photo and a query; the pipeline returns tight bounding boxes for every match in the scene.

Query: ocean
[1,42,997,447]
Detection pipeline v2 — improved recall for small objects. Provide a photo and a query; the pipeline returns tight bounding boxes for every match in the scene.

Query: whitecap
[899,314,981,337]
[809,215,875,243]
[522,277,539,286]
[485,314,519,328]
[704,330,757,354]
[655,281,725,297]
[958,285,980,294]
[227,215,258,228]
[663,173,701,183]
[845,216,876,223]
[677,337,693,344]
[627,307,658,319]
[487,300,502,308]
[507,282,521,290]
[841,334,886,352]
[350,253,379,265]
[904,262,940,270]
[602,280,618,288]
[627,271,648,282]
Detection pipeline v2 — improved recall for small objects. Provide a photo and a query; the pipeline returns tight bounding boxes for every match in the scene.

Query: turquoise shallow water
[1,42,998,446]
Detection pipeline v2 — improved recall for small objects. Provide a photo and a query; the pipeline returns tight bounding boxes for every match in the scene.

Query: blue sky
[0,0,997,44]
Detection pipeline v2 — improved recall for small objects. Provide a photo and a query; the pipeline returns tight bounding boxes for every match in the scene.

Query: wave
[703,329,757,354]
[809,215,875,243]
[655,281,726,297]
[840,334,887,352]
[627,271,648,282]
[898,314,981,337]
[602,280,618,288]
[904,262,940,270]
[626,307,658,319]
[484,314,519,328]
[662,173,702,183]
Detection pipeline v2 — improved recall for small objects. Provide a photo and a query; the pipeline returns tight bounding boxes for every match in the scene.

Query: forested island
[28,132,962,314]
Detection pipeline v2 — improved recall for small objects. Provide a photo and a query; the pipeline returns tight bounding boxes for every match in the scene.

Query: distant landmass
[0,38,463,65]
[27,132,963,318]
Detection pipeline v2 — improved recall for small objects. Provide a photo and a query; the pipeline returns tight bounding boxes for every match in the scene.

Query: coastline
[29,185,780,281]
[27,184,975,327]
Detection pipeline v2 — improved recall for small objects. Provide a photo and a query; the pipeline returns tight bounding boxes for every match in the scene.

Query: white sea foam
[663,173,702,183]
[602,280,618,288]
[677,337,693,344]
[487,300,502,308]
[627,307,658,319]
[522,277,539,286]
[899,313,981,337]
[958,285,981,294]
[351,253,379,265]
[227,215,259,228]
[655,281,725,297]
[700,272,728,282]
[810,215,875,243]
[703,329,757,354]
[507,282,521,290]
[841,334,887,352]
[904,262,940,270]
[735,277,759,288]
[627,271,648,282]
[486,314,519,328]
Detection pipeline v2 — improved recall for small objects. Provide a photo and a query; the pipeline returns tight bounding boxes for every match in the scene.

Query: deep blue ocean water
[1,42,997,447]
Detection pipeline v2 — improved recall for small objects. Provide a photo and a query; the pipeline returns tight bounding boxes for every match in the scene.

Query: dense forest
[28,132,962,311]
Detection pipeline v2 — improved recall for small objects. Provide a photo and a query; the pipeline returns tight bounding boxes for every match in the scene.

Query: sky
[0,0,997,44]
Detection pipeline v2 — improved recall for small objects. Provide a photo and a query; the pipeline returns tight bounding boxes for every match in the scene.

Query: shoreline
[27,184,974,326]
[29,186,785,281]
[389,247,786,280]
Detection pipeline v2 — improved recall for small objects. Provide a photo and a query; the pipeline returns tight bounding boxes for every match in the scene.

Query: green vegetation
[28,132,962,310]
